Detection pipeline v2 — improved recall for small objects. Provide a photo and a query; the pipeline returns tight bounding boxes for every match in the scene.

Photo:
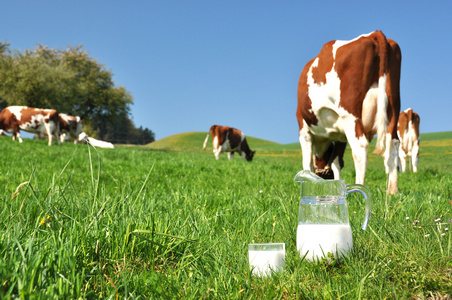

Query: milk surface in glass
[296,223,353,261]
[248,245,285,276]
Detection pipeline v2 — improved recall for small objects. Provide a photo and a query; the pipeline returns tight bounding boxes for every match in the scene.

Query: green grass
[0,135,451,299]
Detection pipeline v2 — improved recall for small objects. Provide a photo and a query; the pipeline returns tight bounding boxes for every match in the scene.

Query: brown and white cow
[397,108,420,172]
[58,113,83,144]
[202,125,255,161]
[0,106,61,146]
[296,31,401,194]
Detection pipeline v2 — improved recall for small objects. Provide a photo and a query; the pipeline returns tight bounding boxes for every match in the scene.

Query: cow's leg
[299,127,314,172]
[412,141,420,172]
[398,147,407,172]
[240,151,249,161]
[228,152,234,160]
[213,147,222,160]
[383,136,399,194]
[344,124,369,185]
[60,133,66,143]
[15,130,23,143]
[17,133,23,143]
[54,129,61,145]
[42,123,53,146]
[47,122,60,146]
[330,157,341,180]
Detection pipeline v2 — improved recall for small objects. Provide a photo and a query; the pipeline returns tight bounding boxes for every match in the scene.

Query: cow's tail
[373,31,390,156]
[202,131,211,150]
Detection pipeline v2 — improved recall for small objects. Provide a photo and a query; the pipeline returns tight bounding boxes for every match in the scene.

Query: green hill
[146,131,280,151]
[419,131,452,141]
[146,131,452,152]
[263,131,452,150]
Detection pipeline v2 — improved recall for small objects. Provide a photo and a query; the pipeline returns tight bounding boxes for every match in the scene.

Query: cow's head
[245,150,256,162]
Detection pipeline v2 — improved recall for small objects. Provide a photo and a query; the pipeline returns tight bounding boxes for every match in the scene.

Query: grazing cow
[0,106,60,146]
[202,125,255,161]
[296,31,401,194]
[78,132,114,149]
[397,108,420,172]
[59,113,83,144]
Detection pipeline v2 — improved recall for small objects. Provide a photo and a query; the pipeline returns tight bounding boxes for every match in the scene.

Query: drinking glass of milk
[248,243,285,276]
[294,170,372,262]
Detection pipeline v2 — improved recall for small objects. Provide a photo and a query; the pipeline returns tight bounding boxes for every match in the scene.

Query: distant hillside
[419,131,452,141]
[146,131,452,152]
[146,131,280,151]
[266,131,452,150]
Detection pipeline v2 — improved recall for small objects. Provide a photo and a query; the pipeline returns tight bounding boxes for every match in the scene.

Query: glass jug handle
[346,184,372,230]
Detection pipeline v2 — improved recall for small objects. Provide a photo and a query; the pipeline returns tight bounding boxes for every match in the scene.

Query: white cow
[397,108,420,172]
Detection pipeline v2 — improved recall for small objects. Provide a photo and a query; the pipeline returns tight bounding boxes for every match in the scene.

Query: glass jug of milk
[294,171,372,262]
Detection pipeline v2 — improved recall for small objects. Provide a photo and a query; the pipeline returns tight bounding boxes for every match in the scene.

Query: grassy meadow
[0,132,451,299]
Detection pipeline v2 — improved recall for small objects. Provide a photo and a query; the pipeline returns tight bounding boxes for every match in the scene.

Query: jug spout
[294,170,324,183]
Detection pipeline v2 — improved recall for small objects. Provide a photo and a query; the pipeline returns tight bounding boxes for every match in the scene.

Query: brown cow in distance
[0,106,61,146]
[202,125,255,161]
[296,31,401,194]
[397,108,420,172]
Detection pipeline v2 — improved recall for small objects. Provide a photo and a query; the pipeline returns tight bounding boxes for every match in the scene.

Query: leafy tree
[0,44,74,109]
[0,42,155,144]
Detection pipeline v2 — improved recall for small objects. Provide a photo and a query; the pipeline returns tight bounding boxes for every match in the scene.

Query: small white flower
[435,218,441,222]
[406,217,410,220]
[424,234,430,237]
[445,228,449,231]
[441,233,446,237]
[259,190,263,194]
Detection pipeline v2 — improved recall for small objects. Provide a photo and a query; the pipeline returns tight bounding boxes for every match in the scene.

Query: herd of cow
[0,106,114,148]
[0,31,421,195]
[203,31,420,195]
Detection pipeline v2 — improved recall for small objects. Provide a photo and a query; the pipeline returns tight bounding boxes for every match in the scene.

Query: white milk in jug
[296,223,353,261]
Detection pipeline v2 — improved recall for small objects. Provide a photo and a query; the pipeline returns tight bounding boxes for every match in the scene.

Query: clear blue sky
[1,1,451,144]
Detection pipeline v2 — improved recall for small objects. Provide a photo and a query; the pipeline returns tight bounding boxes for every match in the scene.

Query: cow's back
[210,125,243,149]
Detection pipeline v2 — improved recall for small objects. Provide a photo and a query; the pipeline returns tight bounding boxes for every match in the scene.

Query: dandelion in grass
[40,215,51,226]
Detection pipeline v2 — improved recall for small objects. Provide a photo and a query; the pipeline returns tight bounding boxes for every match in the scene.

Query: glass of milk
[248,243,285,276]
[295,173,372,262]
